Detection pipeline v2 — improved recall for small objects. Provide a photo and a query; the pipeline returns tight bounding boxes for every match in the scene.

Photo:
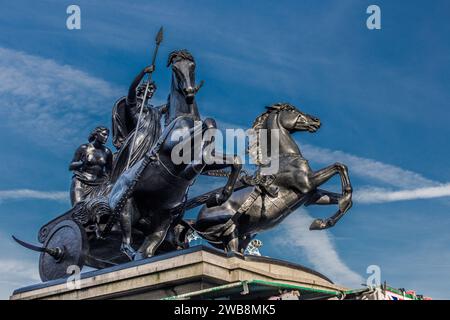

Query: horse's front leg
[178,117,242,206]
[310,163,352,210]
[176,117,217,180]
[310,162,351,191]
[307,163,353,230]
[305,189,350,230]
[203,152,242,207]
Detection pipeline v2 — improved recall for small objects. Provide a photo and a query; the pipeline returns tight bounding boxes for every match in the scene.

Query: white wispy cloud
[0,233,40,300]
[301,143,437,189]
[0,189,67,202]
[0,258,40,299]
[354,184,450,204]
[0,46,121,150]
[0,259,39,286]
[299,143,450,204]
[274,209,364,288]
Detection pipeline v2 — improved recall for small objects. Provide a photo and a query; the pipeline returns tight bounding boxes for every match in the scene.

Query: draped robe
[111,96,165,183]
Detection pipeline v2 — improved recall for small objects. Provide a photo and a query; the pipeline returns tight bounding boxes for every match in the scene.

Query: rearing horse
[194,103,353,252]
[109,50,242,260]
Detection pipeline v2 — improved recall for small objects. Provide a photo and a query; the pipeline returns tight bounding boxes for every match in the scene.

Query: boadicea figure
[69,126,113,206]
[111,65,168,182]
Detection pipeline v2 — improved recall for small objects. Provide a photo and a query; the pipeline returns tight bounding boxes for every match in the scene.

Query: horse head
[273,103,321,133]
[250,103,321,164]
[167,49,202,105]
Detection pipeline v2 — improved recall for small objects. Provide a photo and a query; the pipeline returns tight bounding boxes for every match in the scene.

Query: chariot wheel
[39,220,88,282]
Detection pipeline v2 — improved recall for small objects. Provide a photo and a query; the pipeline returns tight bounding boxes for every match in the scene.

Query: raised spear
[126,26,164,170]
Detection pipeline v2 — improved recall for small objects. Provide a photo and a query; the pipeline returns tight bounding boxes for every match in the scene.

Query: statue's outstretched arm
[69,145,87,171]
[126,65,155,108]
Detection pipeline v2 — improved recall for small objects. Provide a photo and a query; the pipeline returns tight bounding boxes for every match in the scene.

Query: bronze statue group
[14,30,354,280]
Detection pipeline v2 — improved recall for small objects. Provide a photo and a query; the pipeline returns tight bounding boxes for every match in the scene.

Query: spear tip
[156,26,164,44]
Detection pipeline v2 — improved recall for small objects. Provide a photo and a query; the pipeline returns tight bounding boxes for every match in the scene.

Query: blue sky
[1,0,450,299]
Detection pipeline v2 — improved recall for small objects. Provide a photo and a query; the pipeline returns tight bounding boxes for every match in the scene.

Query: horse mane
[167,49,195,67]
[248,103,295,165]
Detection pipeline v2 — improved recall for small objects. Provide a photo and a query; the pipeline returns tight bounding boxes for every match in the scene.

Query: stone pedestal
[10,245,347,300]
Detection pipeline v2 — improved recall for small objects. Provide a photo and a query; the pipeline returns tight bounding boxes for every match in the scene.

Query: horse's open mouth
[308,124,321,132]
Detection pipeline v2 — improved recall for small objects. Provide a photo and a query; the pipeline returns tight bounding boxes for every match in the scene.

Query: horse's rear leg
[224,226,240,253]
[226,237,239,253]
[135,216,172,260]
[119,200,138,259]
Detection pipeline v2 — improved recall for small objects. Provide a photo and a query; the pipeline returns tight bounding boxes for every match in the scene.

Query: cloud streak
[4,182,450,206]
[275,209,363,287]
[354,184,450,204]
[2,133,448,206]
[0,189,67,202]
[301,143,438,189]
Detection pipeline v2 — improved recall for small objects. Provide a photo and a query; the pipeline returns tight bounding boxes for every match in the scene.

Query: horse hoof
[120,244,136,261]
[309,219,329,230]
[133,251,145,261]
